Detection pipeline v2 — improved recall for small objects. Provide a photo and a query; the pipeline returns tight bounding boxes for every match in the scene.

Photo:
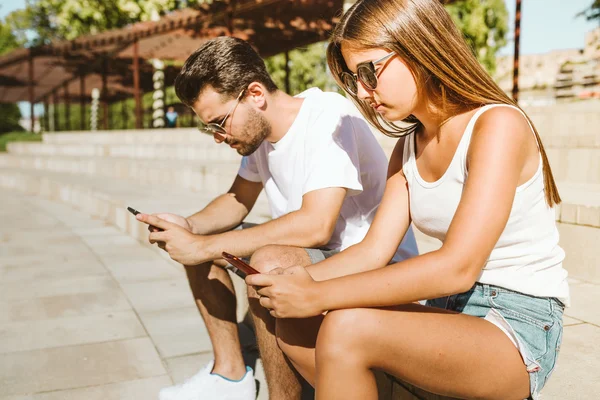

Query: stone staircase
[0,121,598,279]
[0,104,598,399]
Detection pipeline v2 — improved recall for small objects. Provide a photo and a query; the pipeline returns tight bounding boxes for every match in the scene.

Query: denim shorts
[427,283,564,400]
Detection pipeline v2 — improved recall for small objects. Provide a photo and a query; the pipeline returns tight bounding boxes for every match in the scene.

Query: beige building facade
[494,27,600,106]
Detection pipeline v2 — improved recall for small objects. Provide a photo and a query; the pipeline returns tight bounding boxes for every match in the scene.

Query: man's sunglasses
[199,89,245,137]
[339,52,395,96]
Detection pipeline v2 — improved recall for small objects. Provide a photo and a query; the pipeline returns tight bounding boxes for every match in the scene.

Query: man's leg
[247,245,317,400]
[185,260,247,379]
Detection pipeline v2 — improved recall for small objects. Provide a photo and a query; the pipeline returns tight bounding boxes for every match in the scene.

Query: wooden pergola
[0,0,523,133]
[0,0,344,132]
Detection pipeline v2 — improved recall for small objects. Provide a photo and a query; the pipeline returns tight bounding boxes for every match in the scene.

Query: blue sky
[2,0,599,117]
[500,0,598,55]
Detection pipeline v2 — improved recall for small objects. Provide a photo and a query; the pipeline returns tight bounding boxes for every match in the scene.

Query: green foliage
[6,0,179,43]
[446,0,508,74]
[0,131,41,152]
[0,20,22,56]
[265,42,344,95]
[579,0,600,21]
[263,1,509,94]
[0,103,24,134]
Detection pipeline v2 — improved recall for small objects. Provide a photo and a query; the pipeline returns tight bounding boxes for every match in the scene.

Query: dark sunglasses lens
[341,73,358,95]
[357,65,378,90]
[202,123,226,136]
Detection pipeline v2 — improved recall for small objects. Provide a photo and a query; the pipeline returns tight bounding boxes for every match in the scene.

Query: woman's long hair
[327,0,560,206]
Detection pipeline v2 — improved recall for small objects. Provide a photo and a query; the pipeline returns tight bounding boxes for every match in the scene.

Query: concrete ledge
[7,142,243,163]
[0,168,271,244]
[0,154,241,194]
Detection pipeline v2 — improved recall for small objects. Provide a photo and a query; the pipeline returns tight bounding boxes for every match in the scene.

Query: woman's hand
[246,266,324,318]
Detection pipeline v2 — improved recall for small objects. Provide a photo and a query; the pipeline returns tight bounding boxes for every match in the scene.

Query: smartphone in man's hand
[127,206,163,232]
[127,206,141,216]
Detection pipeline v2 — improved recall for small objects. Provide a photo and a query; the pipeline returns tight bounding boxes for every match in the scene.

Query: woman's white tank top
[402,104,570,305]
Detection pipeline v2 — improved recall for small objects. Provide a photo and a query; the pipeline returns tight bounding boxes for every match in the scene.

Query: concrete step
[527,106,600,138]
[546,148,600,184]
[11,137,599,184]
[7,141,243,163]
[42,129,212,145]
[544,135,600,148]
[0,167,272,245]
[0,154,241,193]
[556,182,600,228]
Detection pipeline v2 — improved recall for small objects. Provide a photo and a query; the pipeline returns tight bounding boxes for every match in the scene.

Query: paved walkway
[0,190,598,399]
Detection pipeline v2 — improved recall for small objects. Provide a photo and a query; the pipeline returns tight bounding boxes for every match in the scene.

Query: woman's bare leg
[314,304,530,400]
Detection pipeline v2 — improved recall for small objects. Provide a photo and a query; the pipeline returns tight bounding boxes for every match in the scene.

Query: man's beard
[230,108,271,156]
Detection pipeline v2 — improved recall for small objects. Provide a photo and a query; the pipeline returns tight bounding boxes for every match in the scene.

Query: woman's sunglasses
[339,52,395,96]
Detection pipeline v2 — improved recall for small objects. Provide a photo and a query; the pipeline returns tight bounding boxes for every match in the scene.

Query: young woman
[246,0,569,399]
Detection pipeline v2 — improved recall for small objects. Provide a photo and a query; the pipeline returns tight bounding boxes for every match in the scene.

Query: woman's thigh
[317,304,530,400]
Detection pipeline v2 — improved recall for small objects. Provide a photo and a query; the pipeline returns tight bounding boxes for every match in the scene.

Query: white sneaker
[159,360,256,400]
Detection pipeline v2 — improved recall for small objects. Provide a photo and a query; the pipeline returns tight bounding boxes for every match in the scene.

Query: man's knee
[249,245,309,273]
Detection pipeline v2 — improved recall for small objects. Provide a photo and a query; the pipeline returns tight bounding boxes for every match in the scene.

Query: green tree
[0,18,25,134]
[264,0,509,95]
[446,0,509,74]
[6,0,179,43]
[0,19,22,55]
[0,103,24,134]
[265,42,343,95]
[579,0,600,21]
[578,0,599,23]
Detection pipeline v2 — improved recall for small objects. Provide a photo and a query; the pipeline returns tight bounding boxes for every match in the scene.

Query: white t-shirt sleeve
[237,154,262,182]
[303,114,363,196]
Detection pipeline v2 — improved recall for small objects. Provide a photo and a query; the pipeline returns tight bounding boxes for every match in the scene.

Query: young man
[137,37,418,400]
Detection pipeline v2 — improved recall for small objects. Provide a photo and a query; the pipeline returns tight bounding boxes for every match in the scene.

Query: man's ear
[246,82,268,109]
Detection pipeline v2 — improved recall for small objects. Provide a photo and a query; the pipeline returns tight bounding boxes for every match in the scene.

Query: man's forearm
[186,193,248,235]
[202,210,331,259]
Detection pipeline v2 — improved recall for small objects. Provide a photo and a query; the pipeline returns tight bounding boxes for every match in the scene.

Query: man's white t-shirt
[238,88,417,261]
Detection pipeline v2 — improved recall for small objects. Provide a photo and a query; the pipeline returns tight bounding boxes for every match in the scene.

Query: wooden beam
[102,56,109,130]
[512,0,522,102]
[28,51,35,132]
[133,39,143,129]
[43,97,49,132]
[80,73,86,130]
[64,81,71,131]
[52,90,60,131]
[284,51,290,94]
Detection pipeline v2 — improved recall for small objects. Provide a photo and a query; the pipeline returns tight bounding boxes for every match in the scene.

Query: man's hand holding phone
[134,212,210,266]
[148,213,192,232]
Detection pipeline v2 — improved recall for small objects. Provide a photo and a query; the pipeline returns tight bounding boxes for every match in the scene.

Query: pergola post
[64,82,71,131]
[512,0,522,102]
[133,39,143,129]
[43,97,49,132]
[122,98,128,129]
[80,73,86,130]
[52,90,60,131]
[28,50,35,132]
[284,51,291,94]
[102,56,109,130]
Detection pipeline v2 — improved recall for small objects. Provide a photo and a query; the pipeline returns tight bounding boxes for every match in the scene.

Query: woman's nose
[355,80,373,101]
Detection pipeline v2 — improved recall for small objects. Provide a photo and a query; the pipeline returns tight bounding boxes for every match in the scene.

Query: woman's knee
[316,308,376,362]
